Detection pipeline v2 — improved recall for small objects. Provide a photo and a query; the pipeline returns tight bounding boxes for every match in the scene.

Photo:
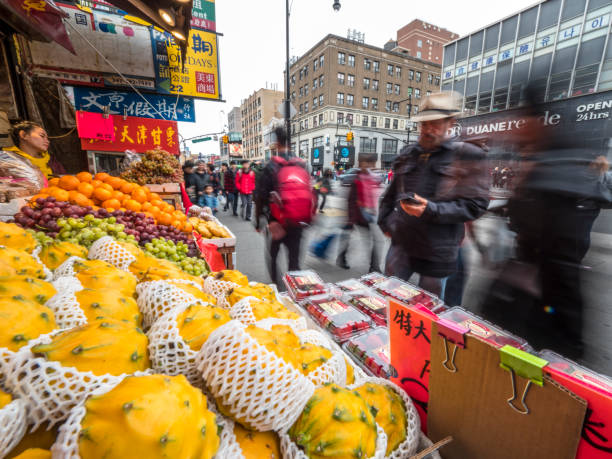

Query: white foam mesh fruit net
[147,304,203,387]
[31,246,53,282]
[44,288,88,330]
[197,320,315,433]
[279,422,388,459]
[206,398,245,459]
[230,297,308,330]
[52,256,86,281]
[88,236,136,272]
[136,280,211,330]
[203,276,239,309]
[350,377,421,459]
[3,331,127,430]
[0,398,27,457]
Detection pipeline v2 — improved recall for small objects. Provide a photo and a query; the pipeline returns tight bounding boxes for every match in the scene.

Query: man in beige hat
[377,91,489,297]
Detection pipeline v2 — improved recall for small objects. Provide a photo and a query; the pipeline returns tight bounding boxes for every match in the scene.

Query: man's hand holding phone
[399,193,428,217]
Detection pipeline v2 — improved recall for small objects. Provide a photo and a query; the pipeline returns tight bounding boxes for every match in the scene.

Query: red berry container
[345,289,388,326]
[375,277,438,309]
[283,270,327,301]
[360,272,388,287]
[343,327,393,378]
[335,278,369,292]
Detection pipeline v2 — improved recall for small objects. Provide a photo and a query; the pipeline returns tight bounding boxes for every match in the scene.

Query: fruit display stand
[145,183,182,210]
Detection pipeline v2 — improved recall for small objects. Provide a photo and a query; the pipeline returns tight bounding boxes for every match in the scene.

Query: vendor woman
[5,121,53,178]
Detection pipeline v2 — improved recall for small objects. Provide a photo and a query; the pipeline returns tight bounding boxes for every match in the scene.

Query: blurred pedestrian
[219,163,227,201]
[224,161,238,215]
[195,161,210,207]
[182,160,197,204]
[255,127,316,285]
[387,169,393,184]
[314,169,332,213]
[236,159,255,220]
[202,184,218,214]
[378,92,489,297]
[207,163,220,193]
[337,153,382,272]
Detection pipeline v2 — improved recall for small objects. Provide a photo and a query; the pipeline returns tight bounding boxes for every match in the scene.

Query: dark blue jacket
[378,141,490,264]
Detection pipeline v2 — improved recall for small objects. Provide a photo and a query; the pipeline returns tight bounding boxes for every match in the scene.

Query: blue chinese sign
[71,87,195,122]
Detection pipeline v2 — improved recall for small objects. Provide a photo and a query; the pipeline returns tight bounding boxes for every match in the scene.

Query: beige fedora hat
[411,91,462,122]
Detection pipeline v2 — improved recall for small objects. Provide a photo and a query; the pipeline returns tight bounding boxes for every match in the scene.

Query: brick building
[289,33,441,170]
[240,88,284,161]
[389,19,459,64]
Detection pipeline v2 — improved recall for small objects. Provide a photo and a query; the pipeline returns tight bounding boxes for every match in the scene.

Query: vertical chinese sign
[151,28,220,100]
[80,115,179,155]
[191,0,216,31]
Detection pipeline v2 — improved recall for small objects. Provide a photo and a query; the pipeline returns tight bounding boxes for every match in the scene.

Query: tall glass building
[442,0,612,115]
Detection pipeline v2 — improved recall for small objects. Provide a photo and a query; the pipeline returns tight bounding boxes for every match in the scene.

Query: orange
[107,176,124,190]
[58,175,80,191]
[77,182,94,198]
[95,172,110,182]
[142,185,151,196]
[93,188,112,202]
[111,190,125,201]
[149,192,161,201]
[151,199,165,209]
[48,177,60,187]
[124,199,142,212]
[99,183,113,193]
[50,188,69,202]
[68,191,90,207]
[131,188,148,204]
[76,171,92,183]
[173,211,187,222]
[102,199,121,210]
[163,203,175,214]
[141,202,153,212]
[182,222,193,233]
[91,179,103,188]
[148,206,161,218]
[171,219,182,229]
[120,182,136,194]
[156,212,172,226]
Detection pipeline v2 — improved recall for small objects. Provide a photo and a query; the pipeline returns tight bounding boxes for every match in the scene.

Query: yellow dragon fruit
[0,246,46,279]
[354,382,408,455]
[234,423,281,459]
[72,259,137,297]
[37,241,88,270]
[0,388,12,408]
[78,374,219,459]
[135,258,204,286]
[31,319,149,376]
[211,270,248,286]
[7,424,58,457]
[0,222,37,253]
[74,288,142,326]
[0,297,56,351]
[0,276,56,305]
[176,304,231,351]
[228,284,275,306]
[169,281,217,305]
[11,449,51,459]
[288,383,378,459]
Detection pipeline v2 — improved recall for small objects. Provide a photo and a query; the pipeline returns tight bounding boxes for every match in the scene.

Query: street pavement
[217,182,612,376]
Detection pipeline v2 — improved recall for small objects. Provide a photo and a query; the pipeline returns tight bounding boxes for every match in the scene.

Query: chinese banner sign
[151,28,220,100]
[389,299,440,432]
[80,115,179,155]
[76,111,115,141]
[191,0,216,31]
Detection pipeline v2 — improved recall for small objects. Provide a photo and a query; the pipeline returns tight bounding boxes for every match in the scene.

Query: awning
[0,0,75,53]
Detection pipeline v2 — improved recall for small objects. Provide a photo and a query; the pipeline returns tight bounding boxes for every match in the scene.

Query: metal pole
[285,0,292,156]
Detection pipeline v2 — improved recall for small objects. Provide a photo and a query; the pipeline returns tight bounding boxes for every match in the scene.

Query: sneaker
[319,209,325,214]
[336,259,350,270]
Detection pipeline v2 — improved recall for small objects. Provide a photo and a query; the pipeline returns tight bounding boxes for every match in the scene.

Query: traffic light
[222,135,229,144]
[346,131,353,142]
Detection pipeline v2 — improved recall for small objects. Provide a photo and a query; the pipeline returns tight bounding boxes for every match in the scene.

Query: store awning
[0,0,75,53]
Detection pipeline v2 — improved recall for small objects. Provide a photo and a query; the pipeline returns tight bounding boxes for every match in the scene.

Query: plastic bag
[118,149,141,173]
[0,150,45,190]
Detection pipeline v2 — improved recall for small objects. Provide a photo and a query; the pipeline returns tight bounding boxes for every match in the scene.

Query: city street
[218,181,612,376]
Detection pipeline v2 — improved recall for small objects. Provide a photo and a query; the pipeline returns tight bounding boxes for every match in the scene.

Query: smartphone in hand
[400,193,420,205]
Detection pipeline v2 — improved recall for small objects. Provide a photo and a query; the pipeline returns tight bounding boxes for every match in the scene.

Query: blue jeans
[240,193,252,219]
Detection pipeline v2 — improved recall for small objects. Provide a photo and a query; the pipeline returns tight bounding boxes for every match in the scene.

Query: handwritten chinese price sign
[389,298,439,432]
[80,115,179,155]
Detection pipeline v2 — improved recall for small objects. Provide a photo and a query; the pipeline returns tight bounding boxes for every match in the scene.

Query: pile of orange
[32,172,192,232]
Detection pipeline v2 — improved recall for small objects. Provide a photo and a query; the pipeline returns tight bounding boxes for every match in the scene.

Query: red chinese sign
[80,115,179,155]
[76,111,115,141]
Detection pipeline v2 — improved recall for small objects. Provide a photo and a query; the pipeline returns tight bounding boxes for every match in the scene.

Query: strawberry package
[375,277,440,309]
[300,292,372,342]
[345,289,388,326]
[439,307,531,350]
[343,327,393,378]
[283,270,327,301]
[360,272,388,287]
[335,278,369,292]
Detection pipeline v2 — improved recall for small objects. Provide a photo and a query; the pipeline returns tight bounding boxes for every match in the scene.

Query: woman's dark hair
[182,160,195,171]
[10,121,43,146]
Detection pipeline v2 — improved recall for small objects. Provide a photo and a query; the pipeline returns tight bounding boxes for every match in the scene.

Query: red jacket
[236,169,256,194]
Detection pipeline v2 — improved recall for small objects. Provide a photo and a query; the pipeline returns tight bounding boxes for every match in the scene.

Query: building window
[313,116,318,127]
[291,91,296,101]
[416,72,421,82]
[338,112,344,124]
[313,59,318,71]
[426,90,432,96]
[304,84,309,96]
[371,98,378,110]
[392,102,399,113]
[338,52,346,65]
[338,73,345,85]
[337,93,344,105]
[428,74,433,84]
[385,118,391,128]
[299,69,303,80]
[299,104,303,114]
[319,113,324,125]
[396,66,401,78]
[409,70,414,80]
[348,55,355,67]
[371,117,377,127]
[313,78,318,89]
[364,58,371,70]
[313,97,318,108]
[394,84,400,95]
[417,39,423,48]
[360,137,377,153]
[347,94,354,106]
[385,100,392,111]
[434,76,440,86]
[319,75,324,87]
[383,138,398,153]
[304,102,309,113]
[319,94,324,106]
[393,119,399,129]
[387,64,394,76]
[313,136,324,148]
[319,55,324,68]
[415,88,421,99]
[373,61,380,72]
[362,115,368,126]
[346,113,353,125]
[347,74,355,87]
[303,66,308,77]
[299,87,303,97]
[372,80,379,91]
[363,77,370,89]
[386,83,393,94]
[407,86,413,96]
[573,35,606,96]
[362,96,369,109]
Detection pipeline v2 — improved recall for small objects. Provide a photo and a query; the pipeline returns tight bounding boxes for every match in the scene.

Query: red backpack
[269,156,316,226]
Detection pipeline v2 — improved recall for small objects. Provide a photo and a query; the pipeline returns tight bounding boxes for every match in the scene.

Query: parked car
[339,168,360,186]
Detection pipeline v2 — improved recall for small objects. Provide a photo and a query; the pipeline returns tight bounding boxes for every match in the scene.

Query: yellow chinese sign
[153,28,220,100]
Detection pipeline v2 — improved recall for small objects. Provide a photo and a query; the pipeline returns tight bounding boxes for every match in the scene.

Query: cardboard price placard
[389,299,439,431]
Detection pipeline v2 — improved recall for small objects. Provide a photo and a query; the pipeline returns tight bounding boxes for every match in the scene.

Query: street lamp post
[285,1,340,156]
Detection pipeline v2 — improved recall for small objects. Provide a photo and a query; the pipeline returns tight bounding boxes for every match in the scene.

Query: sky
[179,0,538,158]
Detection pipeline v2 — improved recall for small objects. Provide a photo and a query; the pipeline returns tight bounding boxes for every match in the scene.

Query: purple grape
[47,196,56,203]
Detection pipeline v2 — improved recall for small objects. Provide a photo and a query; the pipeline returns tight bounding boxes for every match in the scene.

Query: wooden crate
[147,183,183,210]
